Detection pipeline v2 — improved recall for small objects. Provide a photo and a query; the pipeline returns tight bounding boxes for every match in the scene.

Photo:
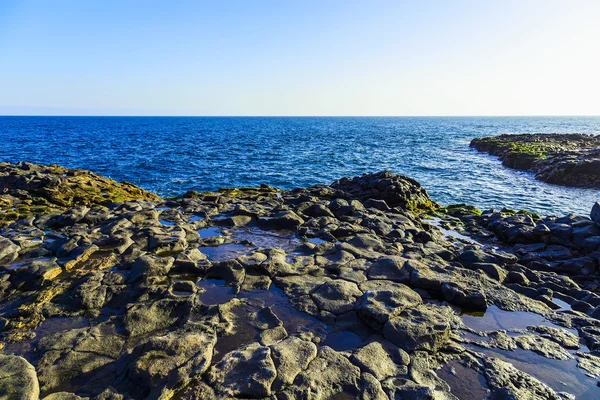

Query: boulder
[367,256,410,283]
[206,343,276,398]
[286,346,361,399]
[383,305,451,353]
[269,337,318,390]
[441,281,487,310]
[356,283,422,330]
[125,331,216,399]
[0,236,20,264]
[124,298,192,337]
[350,341,408,380]
[591,202,600,224]
[0,355,39,400]
[311,280,362,315]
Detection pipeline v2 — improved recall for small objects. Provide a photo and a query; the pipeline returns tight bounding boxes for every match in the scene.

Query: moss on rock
[0,162,159,226]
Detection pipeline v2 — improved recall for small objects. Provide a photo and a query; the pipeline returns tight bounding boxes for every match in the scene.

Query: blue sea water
[1,116,599,216]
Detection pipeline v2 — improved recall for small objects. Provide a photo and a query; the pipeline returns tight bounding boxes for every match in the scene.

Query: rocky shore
[470,133,600,187]
[1,162,600,399]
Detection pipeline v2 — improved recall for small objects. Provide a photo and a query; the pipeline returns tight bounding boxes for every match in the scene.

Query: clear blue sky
[1,0,599,116]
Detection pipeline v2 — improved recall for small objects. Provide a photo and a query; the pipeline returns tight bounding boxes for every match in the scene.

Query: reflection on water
[197,279,235,305]
[436,360,490,399]
[198,243,251,261]
[461,306,575,334]
[322,331,363,352]
[231,227,301,251]
[468,345,600,400]
[198,226,222,238]
[461,305,600,399]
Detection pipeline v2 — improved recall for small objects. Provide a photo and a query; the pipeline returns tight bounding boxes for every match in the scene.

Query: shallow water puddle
[3,316,90,360]
[552,297,572,311]
[426,217,484,246]
[307,237,327,245]
[198,226,222,238]
[468,345,600,400]
[238,285,326,337]
[36,316,90,337]
[188,214,204,223]
[322,331,363,352]
[8,257,56,270]
[159,219,175,227]
[436,360,490,399]
[199,243,251,262]
[231,227,301,251]
[461,305,575,334]
[212,302,260,362]
[197,279,235,305]
[212,284,329,361]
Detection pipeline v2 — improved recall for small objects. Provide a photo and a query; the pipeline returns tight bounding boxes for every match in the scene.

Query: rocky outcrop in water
[0,163,599,399]
[470,133,600,187]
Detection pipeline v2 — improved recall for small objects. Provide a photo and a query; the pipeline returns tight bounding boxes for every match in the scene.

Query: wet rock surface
[0,164,599,399]
[471,133,600,187]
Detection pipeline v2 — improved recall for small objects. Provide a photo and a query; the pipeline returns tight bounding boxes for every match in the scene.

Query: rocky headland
[1,162,600,399]
[470,133,600,187]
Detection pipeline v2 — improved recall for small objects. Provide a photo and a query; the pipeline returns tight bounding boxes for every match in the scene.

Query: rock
[148,232,187,255]
[128,255,174,283]
[206,260,245,286]
[458,249,508,267]
[356,283,422,330]
[367,256,410,283]
[383,376,445,399]
[10,257,62,291]
[311,280,362,315]
[206,343,276,398]
[270,337,318,390]
[527,325,580,349]
[468,262,507,282]
[0,236,20,264]
[124,298,192,337]
[42,393,87,400]
[581,236,600,251]
[0,354,39,400]
[259,211,304,230]
[56,206,90,226]
[125,331,216,399]
[533,223,552,236]
[3,162,600,398]
[0,162,158,226]
[302,203,335,218]
[287,346,361,399]
[482,357,562,399]
[592,202,600,224]
[470,134,600,187]
[514,335,573,360]
[330,170,438,211]
[75,271,126,310]
[350,341,408,380]
[363,199,390,211]
[441,281,487,310]
[360,373,388,400]
[383,305,451,353]
[37,323,123,393]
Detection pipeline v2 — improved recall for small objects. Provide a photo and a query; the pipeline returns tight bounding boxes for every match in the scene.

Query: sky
[0,0,599,116]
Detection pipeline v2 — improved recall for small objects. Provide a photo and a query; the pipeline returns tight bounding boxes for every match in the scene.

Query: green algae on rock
[0,162,159,225]
[470,133,600,187]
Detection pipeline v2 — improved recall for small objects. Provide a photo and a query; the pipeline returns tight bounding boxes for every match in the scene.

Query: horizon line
[1,114,600,118]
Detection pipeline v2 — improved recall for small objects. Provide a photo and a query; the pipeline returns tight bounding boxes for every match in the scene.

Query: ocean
[1,116,599,216]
